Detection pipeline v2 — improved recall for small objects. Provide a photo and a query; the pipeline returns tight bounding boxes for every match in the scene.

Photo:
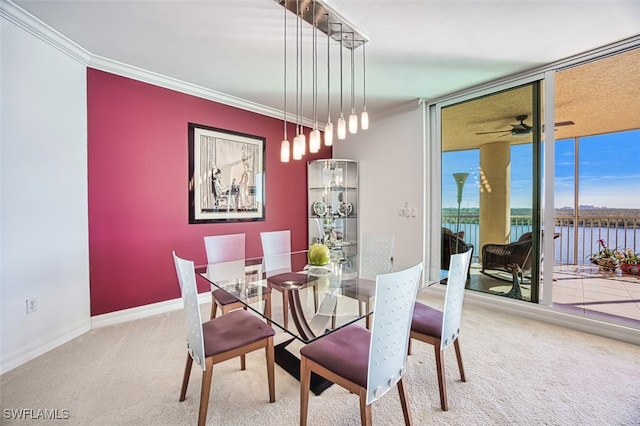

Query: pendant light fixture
[292,0,304,160]
[280,0,290,162]
[323,13,333,146]
[309,3,321,153]
[348,35,358,134]
[276,0,369,147]
[360,42,369,130]
[337,24,346,140]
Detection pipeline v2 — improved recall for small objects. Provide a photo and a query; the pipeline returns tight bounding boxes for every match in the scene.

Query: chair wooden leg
[264,293,272,326]
[433,344,448,411]
[282,289,289,330]
[179,354,193,401]
[407,338,413,356]
[359,389,372,426]
[313,284,318,312]
[266,337,275,403]
[397,376,413,426]
[364,300,371,330]
[453,338,466,382]
[198,358,214,426]
[331,299,337,329]
[210,295,217,320]
[300,356,311,426]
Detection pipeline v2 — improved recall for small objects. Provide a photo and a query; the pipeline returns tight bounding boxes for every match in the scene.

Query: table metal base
[274,338,334,395]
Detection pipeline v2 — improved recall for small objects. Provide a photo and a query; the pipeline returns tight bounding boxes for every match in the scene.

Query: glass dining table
[195,250,446,394]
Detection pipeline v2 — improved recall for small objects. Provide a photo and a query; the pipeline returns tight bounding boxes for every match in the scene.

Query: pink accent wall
[87,69,331,315]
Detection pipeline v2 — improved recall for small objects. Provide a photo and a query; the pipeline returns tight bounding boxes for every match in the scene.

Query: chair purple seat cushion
[202,309,275,357]
[300,324,370,388]
[342,278,376,298]
[212,288,241,305]
[411,302,443,338]
[213,286,271,306]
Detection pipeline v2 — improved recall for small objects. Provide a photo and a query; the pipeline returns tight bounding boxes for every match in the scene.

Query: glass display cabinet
[307,159,358,264]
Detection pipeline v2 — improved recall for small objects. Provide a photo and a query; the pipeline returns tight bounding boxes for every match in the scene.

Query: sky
[442,128,640,210]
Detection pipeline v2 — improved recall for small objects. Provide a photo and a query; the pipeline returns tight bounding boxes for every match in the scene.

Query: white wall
[333,106,426,268]
[1,14,91,373]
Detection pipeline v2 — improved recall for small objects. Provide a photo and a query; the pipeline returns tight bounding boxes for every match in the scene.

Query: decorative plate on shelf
[312,201,327,217]
[337,201,353,217]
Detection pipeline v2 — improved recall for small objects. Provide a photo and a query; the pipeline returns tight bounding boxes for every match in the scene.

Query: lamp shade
[280,139,290,162]
[361,110,369,130]
[324,122,333,146]
[309,129,321,153]
[337,115,346,140]
[293,135,303,160]
[453,173,469,204]
[349,113,358,134]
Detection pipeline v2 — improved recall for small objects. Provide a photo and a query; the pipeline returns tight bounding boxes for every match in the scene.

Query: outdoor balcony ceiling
[442,48,640,153]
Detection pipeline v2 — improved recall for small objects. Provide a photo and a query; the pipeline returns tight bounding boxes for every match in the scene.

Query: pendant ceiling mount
[274,0,369,49]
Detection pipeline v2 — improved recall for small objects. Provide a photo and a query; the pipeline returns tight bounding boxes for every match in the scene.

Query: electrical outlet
[26,298,38,314]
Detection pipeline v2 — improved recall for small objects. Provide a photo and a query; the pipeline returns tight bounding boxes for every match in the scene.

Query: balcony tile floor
[466,263,640,329]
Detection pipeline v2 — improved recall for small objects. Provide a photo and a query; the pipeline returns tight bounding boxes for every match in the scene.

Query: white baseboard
[91,292,210,329]
[1,293,211,375]
[0,321,91,375]
[427,285,640,346]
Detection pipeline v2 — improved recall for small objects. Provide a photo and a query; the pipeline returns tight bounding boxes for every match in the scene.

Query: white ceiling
[9,0,640,121]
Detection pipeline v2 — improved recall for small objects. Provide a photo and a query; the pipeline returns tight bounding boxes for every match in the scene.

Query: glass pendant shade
[299,132,306,156]
[292,135,303,160]
[280,139,290,162]
[349,113,358,134]
[361,110,369,130]
[309,129,321,153]
[324,122,333,146]
[337,115,346,140]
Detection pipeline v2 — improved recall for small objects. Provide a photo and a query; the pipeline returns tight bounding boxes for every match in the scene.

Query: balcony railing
[442,214,640,265]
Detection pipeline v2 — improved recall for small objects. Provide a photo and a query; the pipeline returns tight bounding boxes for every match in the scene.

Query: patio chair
[442,227,473,279]
[481,232,533,281]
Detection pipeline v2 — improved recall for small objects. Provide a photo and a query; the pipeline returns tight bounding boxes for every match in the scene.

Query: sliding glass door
[440,82,543,302]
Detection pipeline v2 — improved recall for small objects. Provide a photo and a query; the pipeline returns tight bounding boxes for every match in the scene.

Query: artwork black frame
[188,123,265,223]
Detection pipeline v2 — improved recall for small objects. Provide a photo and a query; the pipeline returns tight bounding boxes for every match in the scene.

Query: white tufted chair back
[173,251,206,371]
[366,262,423,405]
[441,248,473,351]
[359,232,395,280]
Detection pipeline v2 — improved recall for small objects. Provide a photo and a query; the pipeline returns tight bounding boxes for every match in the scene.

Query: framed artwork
[188,123,265,223]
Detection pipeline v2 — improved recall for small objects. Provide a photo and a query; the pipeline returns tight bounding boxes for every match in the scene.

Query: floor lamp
[453,173,469,253]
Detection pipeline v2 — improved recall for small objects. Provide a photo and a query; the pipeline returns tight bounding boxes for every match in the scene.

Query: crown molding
[373,98,421,122]
[1,0,91,64]
[88,54,297,124]
[2,0,309,125]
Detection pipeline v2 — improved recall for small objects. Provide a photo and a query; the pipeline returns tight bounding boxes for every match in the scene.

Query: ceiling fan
[476,115,575,137]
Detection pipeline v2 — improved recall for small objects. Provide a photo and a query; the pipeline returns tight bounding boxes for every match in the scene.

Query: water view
[442,128,640,265]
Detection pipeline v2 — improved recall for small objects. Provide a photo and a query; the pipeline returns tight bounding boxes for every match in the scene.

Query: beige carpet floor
[2,289,640,425]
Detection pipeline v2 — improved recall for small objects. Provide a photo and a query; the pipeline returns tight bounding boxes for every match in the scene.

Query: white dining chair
[409,247,473,411]
[260,230,318,330]
[172,251,275,426]
[299,262,423,425]
[342,232,395,329]
[204,233,271,322]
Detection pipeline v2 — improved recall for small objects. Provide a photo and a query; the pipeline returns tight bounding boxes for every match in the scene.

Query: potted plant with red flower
[619,248,640,275]
[588,239,620,272]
